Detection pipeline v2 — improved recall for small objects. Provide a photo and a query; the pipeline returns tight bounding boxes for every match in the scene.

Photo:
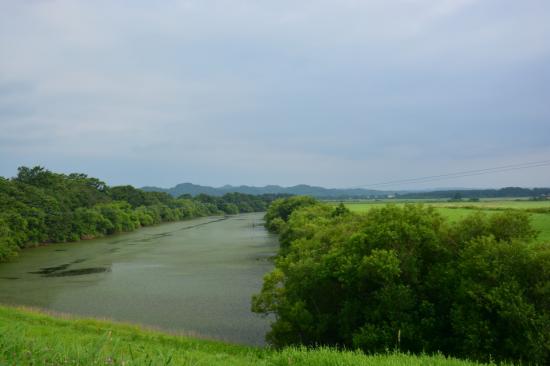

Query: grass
[337,200,550,244]
[0,305,498,366]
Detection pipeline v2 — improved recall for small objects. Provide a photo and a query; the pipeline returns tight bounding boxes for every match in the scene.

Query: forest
[0,166,281,262]
[253,196,550,364]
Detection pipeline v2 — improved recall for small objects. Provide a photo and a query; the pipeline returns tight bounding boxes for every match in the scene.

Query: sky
[1,0,549,189]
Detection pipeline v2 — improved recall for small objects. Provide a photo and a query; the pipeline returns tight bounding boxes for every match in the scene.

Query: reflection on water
[0,213,277,345]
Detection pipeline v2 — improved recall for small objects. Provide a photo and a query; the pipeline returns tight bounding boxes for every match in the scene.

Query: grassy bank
[0,305,497,366]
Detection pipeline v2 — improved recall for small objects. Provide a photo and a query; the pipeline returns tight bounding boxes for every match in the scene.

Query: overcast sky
[1,0,549,189]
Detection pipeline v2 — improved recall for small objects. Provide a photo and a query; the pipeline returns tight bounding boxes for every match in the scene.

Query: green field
[337,199,550,210]
[0,305,502,366]
[337,200,550,244]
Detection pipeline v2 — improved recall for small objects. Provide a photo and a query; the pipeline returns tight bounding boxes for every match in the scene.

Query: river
[0,213,277,345]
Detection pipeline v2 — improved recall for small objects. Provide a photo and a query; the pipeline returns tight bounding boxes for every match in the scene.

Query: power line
[353,159,550,189]
[356,160,550,188]
[356,161,550,188]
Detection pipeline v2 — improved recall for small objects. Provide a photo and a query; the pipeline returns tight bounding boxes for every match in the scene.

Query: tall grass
[0,305,499,366]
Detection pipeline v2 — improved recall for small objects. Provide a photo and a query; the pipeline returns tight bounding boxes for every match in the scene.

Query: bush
[253,198,549,364]
[264,196,318,232]
[0,217,18,262]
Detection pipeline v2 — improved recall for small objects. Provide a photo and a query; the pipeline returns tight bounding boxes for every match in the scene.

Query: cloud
[0,0,549,188]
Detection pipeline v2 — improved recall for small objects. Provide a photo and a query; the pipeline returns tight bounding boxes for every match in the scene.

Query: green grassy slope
[0,306,496,366]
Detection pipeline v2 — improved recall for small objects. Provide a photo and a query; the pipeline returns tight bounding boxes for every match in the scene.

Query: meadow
[336,199,550,244]
[0,305,505,366]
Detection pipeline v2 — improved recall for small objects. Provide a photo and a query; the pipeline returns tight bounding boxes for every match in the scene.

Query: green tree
[253,198,550,364]
[264,196,318,232]
[0,166,285,262]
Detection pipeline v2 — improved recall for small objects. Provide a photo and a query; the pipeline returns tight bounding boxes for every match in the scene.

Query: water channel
[0,213,277,345]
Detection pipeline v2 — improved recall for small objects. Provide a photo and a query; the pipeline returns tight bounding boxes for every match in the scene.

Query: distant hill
[140,183,396,198]
[396,187,550,199]
[141,183,550,200]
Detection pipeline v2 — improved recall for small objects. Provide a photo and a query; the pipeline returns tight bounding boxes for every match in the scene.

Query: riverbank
[0,305,497,366]
[0,167,281,263]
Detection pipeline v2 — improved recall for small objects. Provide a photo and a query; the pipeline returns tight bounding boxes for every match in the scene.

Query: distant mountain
[141,183,221,197]
[141,183,550,200]
[141,183,396,198]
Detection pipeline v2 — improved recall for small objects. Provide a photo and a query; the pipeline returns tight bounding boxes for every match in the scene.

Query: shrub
[253,199,549,364]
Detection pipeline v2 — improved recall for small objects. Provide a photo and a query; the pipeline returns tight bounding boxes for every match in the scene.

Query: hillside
[141,183,397,198]
[142,183,550,199]
[0,305,494,366]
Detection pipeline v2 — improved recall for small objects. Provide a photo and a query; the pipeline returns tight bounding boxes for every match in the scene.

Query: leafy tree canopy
[254,197,549,364]
[0,166,283,262]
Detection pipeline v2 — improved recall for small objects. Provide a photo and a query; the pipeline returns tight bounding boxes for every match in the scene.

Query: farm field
[336,199,550,210]
[337,200,550,244]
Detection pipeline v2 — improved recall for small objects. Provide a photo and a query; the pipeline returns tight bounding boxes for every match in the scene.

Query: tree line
[396,186,550,199]
[0,166,282,262]
[253,196,550,364]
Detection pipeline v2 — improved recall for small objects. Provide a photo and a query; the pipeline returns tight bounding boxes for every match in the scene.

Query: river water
[0,213,278,345]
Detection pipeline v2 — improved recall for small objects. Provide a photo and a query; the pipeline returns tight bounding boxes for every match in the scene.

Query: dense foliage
[0,166,279,262]
[253,197,550,364]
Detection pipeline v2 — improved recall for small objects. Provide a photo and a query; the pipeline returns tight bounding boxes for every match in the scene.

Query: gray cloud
[0,0,549,188]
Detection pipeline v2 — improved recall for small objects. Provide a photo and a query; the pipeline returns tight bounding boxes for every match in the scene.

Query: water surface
[0,213,277,345]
